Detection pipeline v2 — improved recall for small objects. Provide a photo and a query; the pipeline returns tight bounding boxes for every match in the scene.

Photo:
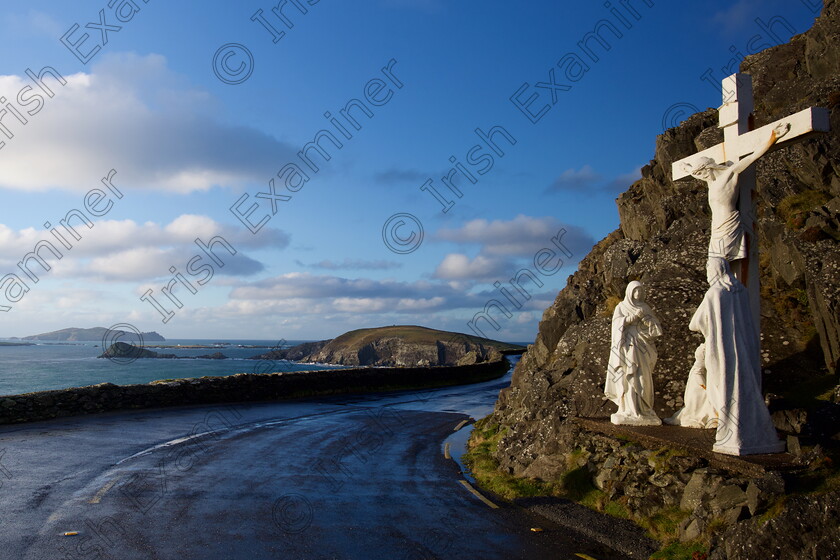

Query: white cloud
[0,53,298,193]
[332,297,390,313]
[225,272,555,322]
[228,272,462,316]
[433,253,509,281]
[544,165,642,195]
[435,214,594,258]
[86,247,174,281]
[231,273,438,301]
[546,165,601,192]
[602,167,642,194]
[0,215,289,282]
[297,258,402,271]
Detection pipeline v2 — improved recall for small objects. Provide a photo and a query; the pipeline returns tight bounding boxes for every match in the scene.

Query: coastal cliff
[251,325,522,367]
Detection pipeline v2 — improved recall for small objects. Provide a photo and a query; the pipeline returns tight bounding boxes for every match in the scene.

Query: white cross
[673,72,829,376]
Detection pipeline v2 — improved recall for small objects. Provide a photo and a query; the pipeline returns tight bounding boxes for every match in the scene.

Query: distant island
[24,327,166,342]
[251,325,524,367]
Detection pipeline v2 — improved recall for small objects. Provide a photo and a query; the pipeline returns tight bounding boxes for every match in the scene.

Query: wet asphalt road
[0,363,621,559]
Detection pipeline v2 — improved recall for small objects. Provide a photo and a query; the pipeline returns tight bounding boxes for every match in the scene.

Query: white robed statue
[664,343,716,428]
[688,257,784,455]
[604,281,663,426]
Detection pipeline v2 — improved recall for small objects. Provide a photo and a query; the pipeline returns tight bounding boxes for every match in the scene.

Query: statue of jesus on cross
[682,122,790,285]
[673,73,829,349]
[667,73,829,455]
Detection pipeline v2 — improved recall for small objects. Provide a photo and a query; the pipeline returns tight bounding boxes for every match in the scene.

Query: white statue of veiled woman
[687,257,784,455]
[604,281,663,426]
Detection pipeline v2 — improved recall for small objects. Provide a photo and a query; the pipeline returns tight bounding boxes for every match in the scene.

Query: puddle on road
[443,424,476,483]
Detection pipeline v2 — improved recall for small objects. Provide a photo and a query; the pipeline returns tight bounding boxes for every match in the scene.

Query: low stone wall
[0,359,510,425]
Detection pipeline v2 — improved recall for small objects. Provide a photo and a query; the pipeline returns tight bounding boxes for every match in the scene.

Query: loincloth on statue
[709,210,748,261]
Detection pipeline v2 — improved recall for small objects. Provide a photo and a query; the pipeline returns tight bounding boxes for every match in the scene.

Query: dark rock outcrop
[708,490,840,560]
[195,352,229,360]
[97,343,229,360]
[98,342,176,360]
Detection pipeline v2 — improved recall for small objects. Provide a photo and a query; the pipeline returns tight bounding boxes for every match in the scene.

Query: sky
[0,0,823,342]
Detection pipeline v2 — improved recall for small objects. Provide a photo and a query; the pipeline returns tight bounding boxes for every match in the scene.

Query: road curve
[0,364,622,559]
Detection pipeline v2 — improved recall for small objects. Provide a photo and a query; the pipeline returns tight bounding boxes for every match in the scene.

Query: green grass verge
[463,420,559,499]
[649,541,708,560]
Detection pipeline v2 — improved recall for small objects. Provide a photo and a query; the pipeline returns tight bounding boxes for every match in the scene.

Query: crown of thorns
[685,157,731,175]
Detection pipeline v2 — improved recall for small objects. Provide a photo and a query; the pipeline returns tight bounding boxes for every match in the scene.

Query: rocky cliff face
[490,0,840,478]
[305,336,503,367]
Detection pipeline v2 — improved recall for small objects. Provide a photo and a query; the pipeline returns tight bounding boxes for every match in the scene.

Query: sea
[0,339,339,397]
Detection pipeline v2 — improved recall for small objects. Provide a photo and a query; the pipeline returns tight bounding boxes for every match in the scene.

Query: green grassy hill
[328,325,524,354]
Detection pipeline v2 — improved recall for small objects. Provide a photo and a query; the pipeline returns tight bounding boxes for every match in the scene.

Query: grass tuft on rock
[776,189,830,230]
[649,447,691,473]
[649,540,708,560]
[640,507,692,542]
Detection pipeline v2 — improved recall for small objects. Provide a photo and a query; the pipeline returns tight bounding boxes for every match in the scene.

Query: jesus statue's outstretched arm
[729,123,791,176]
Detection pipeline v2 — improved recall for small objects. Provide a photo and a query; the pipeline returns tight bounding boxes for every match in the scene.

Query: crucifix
[672,73,830,361]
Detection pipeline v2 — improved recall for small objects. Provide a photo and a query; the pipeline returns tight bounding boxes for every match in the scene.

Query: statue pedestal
[611,412,662,427]
[712,440,785,456]
[575,417,796,476]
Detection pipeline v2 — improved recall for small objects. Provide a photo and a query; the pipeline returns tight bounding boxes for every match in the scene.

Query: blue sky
[0,0,823,341]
